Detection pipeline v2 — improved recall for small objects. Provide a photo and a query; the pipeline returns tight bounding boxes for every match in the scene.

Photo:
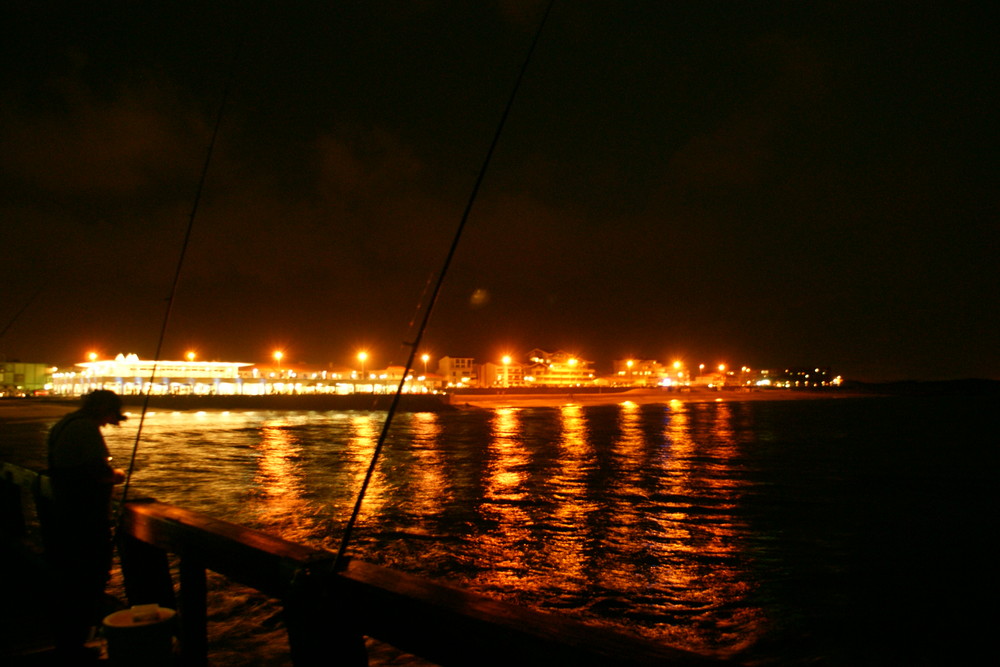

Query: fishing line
[332,0,556,570]
[0,285,44,339]
[114,37,244,529]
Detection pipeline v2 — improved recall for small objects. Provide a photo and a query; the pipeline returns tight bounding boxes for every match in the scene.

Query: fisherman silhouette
[39,389,127,663]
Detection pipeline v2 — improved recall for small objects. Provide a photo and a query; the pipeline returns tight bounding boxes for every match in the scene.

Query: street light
[502,355,511,388]
[421,353,430,376]
[273,350,283,376]
[358,351,368,378]
[186,351,196,362]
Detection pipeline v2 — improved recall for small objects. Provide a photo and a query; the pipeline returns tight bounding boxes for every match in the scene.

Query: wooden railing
[2,462,729,666]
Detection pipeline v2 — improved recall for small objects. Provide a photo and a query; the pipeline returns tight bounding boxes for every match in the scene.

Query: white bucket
[102,604,176,666]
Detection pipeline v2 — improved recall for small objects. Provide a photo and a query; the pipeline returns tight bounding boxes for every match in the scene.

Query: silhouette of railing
[2,461,727,666]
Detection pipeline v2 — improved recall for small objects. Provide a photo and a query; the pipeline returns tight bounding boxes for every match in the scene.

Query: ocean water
[3,394,995,665]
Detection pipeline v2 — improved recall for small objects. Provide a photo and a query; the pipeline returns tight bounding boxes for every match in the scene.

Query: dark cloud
[1,2,996,381]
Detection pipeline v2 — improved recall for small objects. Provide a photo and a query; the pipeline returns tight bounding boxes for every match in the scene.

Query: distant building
[437,356,477,387]
[770,367,838,387]
[0,361,53,396]
[692,371,728,388]
[524,349,596,386]
[51,353,253,396]
[480,360,524,387]
[612,359,663,386]
[49,353,445,397]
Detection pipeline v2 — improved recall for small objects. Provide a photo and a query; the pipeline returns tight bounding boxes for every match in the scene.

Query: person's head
[80,390,127,425]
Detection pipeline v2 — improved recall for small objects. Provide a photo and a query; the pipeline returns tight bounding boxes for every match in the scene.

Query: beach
[0,398,76,423]
[449,386,865,408]
[0,388,869,425]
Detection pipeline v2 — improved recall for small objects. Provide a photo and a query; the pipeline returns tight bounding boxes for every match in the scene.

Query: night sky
[2,2,996,382]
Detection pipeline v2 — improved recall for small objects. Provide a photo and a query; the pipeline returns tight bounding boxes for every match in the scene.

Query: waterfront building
[480,360,525,387]
[692,370,729,388]
[437,356,477,387]
[0,361,54,396]
[361,365,438,394]
[49,354,444,397]
[765,367,841,387]
[612,358,692,387]
[51,353,254,396]
[612,359,664,386]
[44,352,839,397]
[524,349,596,387]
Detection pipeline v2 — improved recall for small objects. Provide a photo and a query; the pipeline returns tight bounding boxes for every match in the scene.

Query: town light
[358,351,368,377]
[187,351,196,362]
[421,353,430,375]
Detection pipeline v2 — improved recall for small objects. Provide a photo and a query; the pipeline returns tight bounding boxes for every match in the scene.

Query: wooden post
[284,560,368,667]
[178,556,208,667]
[117,532,177,609]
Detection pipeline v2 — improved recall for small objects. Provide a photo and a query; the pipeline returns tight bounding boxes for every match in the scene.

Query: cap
[81,389,127,424]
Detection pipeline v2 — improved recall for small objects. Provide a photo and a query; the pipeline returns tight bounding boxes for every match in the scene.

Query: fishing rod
[332,0,556,570]
[0,285,44,339]
[114,37,244,528]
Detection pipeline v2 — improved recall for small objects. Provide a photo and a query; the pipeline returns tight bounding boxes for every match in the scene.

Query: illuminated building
[612,359,661,386]
[51,353,254,396]
[438,356,477,387]
[524,349,596,386]
[45,352,840,396]
[49,353,446,397]
[768,367,841,388]
[481,359,525,387]
[0,361,54,396]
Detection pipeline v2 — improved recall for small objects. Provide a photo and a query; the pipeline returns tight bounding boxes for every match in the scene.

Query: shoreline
[449,387,871,408]
[0,388,873,423]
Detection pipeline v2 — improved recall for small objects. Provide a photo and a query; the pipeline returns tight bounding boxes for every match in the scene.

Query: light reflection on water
[251,417,314,542]
[8,395,993,664]
[100,402,767,659]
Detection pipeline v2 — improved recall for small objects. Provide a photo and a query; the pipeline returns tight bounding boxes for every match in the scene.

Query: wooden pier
[2,461,729,666]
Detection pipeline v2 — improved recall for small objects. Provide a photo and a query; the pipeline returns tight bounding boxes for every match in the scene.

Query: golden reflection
[612,399,646,485]
[644,401,764,655]
[406,412,447,522]
[601,401,649,563]
[543,404,597,592]
[487,408,527,494]
[479,407,531,584]
[349,413,388,521]
[710,401,736,443]
[252,418,314,542]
